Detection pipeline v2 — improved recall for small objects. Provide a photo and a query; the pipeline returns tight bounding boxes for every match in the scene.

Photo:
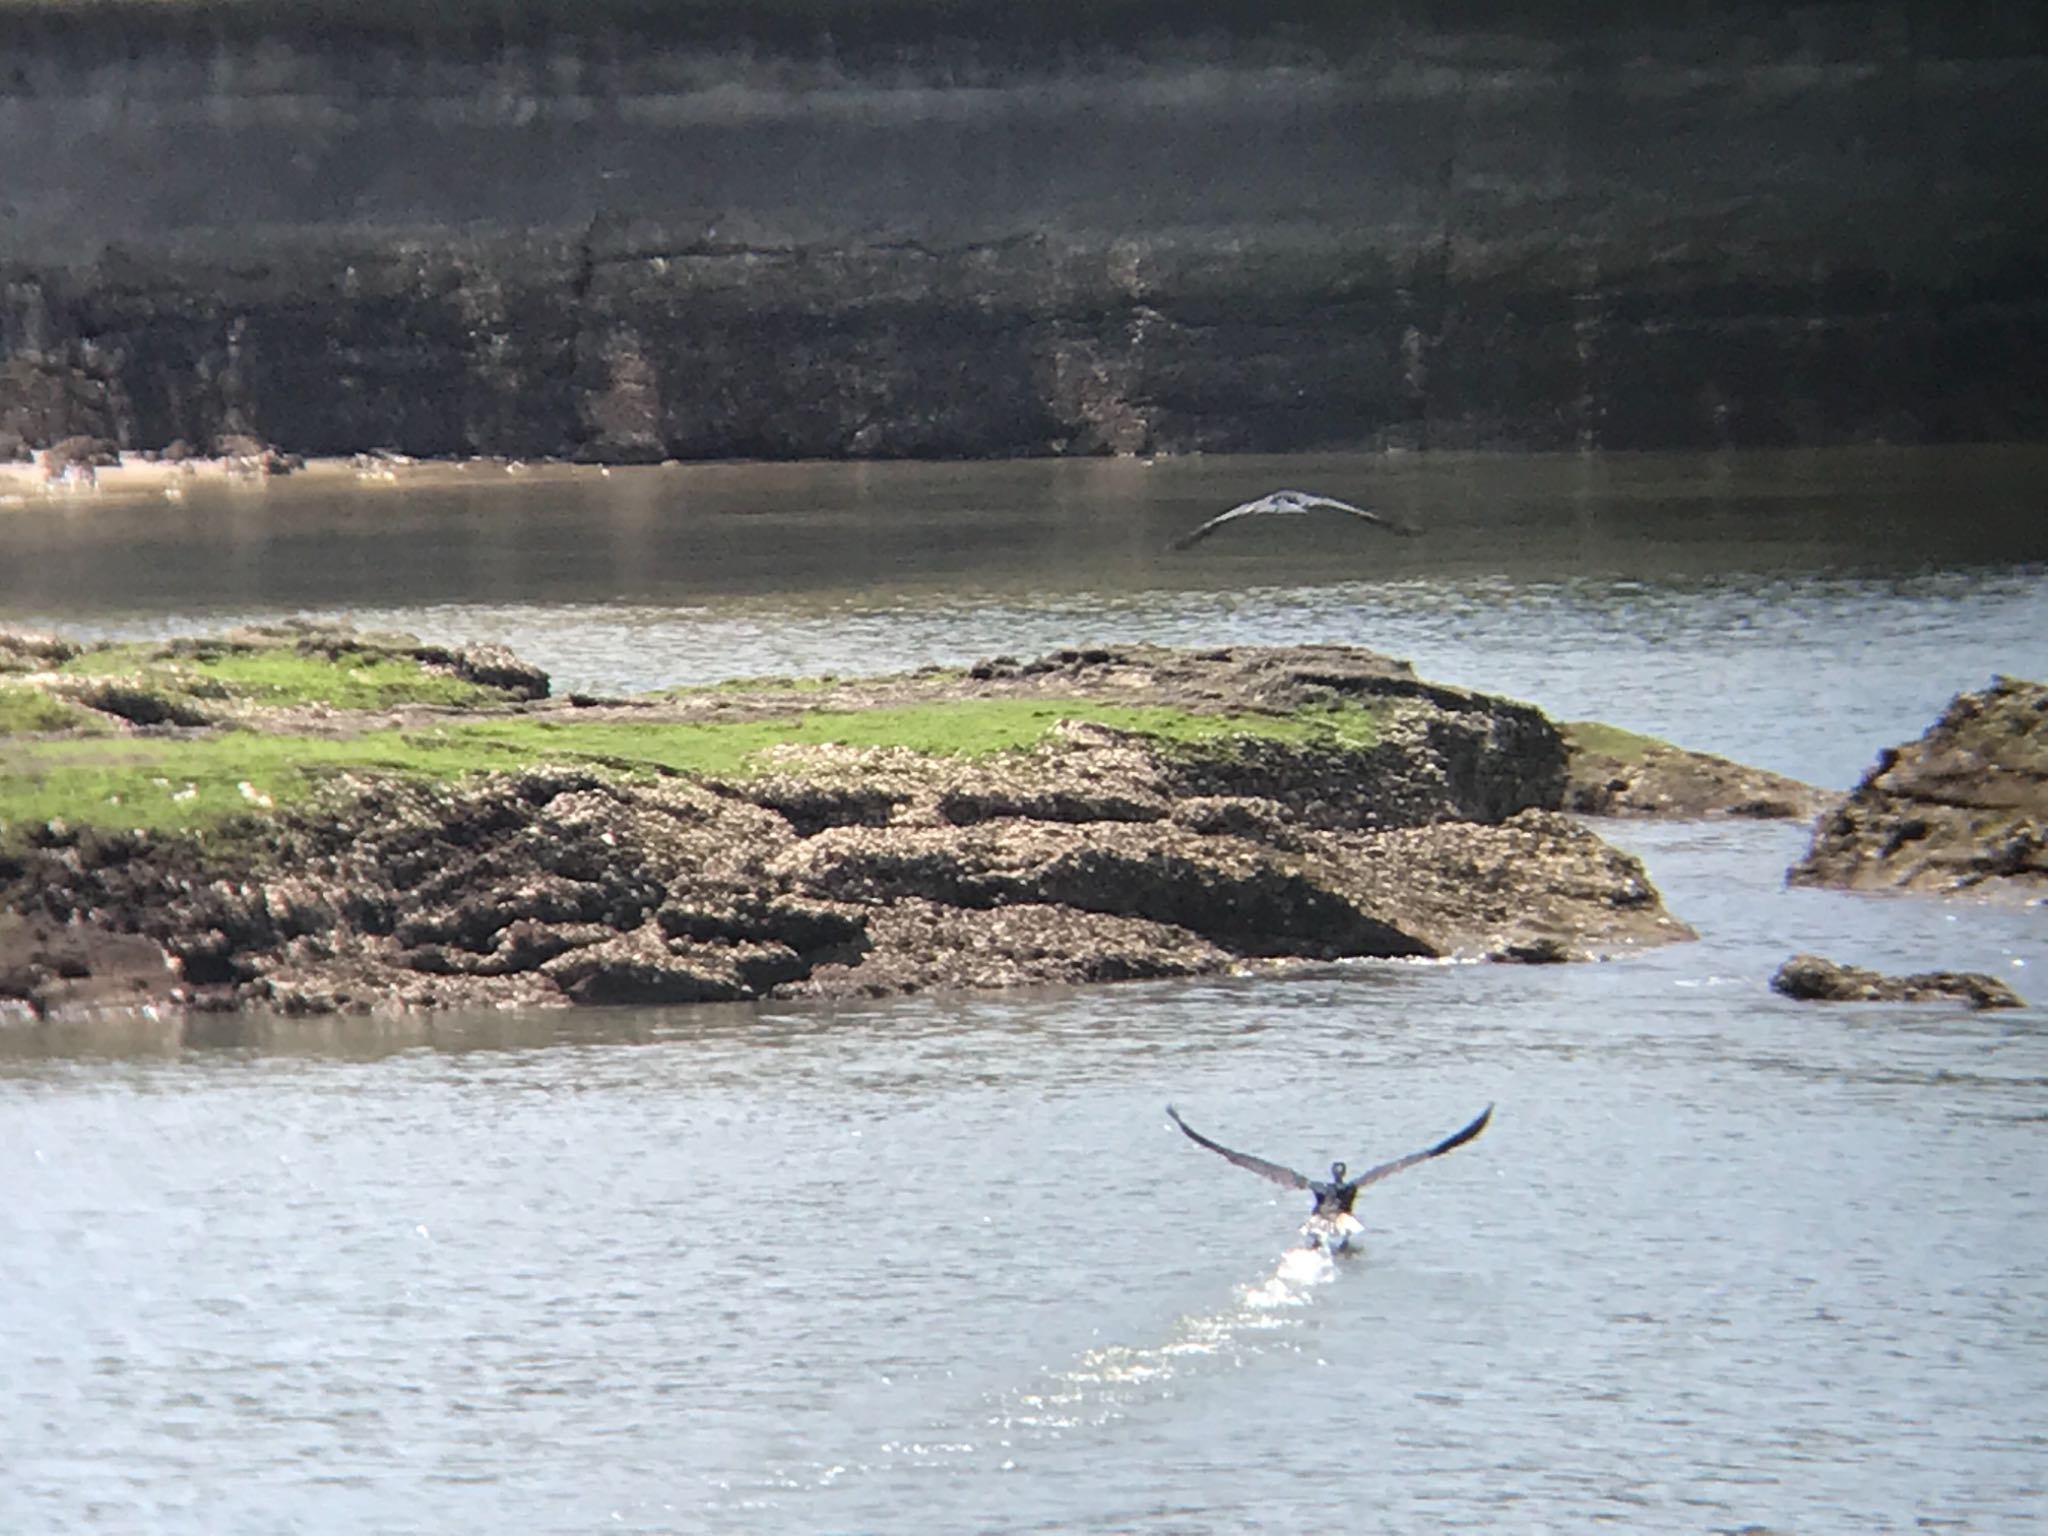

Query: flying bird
[1169,489,1418,550]
[1165,1103,1492,1237]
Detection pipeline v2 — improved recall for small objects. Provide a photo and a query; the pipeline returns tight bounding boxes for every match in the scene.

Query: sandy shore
[0,452,614,507]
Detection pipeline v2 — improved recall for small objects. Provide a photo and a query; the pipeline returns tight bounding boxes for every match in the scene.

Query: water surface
[1,448,2044,1532]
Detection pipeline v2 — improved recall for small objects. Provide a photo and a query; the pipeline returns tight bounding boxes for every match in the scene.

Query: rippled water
[1,449,2045,1532]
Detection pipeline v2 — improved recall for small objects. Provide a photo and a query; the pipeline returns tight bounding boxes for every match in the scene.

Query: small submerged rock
[1769,952,2025,1010]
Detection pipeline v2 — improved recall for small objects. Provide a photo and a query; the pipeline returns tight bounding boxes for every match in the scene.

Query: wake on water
[815,1222,1359,1502]
[962,1220,1355,1445]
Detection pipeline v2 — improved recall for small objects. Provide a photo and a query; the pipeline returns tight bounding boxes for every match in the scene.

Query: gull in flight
[1166,1103,1492,1251]
[1169,488,1418,550]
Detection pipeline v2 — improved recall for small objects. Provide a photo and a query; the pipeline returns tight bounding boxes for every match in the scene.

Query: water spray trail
[814,1229,1355,1501]
[988,1228,1349,1437]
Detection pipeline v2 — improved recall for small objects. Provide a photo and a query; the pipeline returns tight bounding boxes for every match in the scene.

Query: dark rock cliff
[3,2,2045,460]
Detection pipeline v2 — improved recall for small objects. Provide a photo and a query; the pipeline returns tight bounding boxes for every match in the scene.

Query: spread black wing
[1165,1105,1311,1191]
[1347,1104,1494,1192]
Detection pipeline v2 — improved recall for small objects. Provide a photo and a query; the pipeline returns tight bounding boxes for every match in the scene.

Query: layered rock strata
[4,8,2044,459]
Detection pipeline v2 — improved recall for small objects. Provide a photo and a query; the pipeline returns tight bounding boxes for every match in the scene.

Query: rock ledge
[1770,953,2025,1011]
[1789,677,2047,900]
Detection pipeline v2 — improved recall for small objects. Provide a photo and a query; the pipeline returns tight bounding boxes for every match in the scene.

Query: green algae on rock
[0,630,1700,1020]
[0,682,107,738]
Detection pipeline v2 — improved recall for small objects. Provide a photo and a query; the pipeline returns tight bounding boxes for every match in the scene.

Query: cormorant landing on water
[1164,1104,1493,1221]
[1168,489,1418,550]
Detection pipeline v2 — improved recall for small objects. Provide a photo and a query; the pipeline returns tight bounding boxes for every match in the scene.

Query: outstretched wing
[1171,490,1418,549]
[1165,1105,1311,1191]
[1300,494,1420,538]
[1168,497,1271,550]
[1347,1104,1494,1191]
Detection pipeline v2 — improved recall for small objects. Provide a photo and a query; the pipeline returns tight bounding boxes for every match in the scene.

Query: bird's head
[1330,1161,1348,1183]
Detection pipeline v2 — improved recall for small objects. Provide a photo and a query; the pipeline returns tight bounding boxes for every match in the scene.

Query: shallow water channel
[2,448,2045,1532]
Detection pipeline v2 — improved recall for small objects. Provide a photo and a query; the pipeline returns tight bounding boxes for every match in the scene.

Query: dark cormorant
[1165,1104,1493,1220]
[1169,489,1418,550]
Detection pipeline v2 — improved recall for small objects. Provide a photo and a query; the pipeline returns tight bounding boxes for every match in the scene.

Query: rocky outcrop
[0,637,1696,1018]
[1789,677,2047,899]
[0,911,176,1019]
[8,773,1684,1018]
[1562,723,1834,821]
[0,620,551,728]
[1770,953,2025,1010]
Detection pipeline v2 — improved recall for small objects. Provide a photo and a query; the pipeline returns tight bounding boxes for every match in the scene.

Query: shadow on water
[0,963,1434,1072]
[0,1000,750,1068]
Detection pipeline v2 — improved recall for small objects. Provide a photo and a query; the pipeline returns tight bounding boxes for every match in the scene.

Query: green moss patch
[411,697,1384,779]
[0,729,518,838]
[0,683,107,738]
[55,643,509,710]
[659,674,847,697]
[0,696,1388,844]
[1560,720,1670,765]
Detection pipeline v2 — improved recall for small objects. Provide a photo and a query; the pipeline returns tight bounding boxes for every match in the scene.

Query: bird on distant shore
[1168,489,1418,550]
[1165,1103,1492,1250]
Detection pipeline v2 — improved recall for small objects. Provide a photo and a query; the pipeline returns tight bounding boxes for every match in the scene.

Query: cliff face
[3,3,2045,460]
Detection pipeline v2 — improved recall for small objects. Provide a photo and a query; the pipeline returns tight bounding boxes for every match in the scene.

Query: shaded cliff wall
[2,1,2045,459]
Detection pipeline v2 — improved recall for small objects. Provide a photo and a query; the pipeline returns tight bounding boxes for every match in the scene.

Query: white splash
[990,1226,1353,1433]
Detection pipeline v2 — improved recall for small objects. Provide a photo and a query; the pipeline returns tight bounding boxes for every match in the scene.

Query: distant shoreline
[0,452,613,506]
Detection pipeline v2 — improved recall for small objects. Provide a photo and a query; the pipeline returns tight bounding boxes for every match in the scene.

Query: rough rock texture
[1770,953,2025,1010]
[0,641,1695,1018]
[0,618,551,713]
[0,910,176,1018]
[1789,677,2048,899]
[1563,728,1835,821]
[3,6,2045,459]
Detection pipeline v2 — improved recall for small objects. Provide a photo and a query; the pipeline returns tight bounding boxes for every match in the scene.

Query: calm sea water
[1,448,2044,1533]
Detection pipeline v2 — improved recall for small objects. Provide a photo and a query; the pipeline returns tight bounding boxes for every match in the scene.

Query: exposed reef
[1788,677,2047,900]
[1770,953,2025,1011]
[0,629,1699,1019]
[1561,722,1833,822]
